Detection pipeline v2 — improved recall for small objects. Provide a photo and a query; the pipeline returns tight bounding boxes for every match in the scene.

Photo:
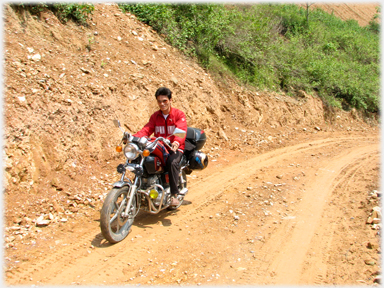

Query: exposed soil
[3,3,381,286]
[304,3,380,27]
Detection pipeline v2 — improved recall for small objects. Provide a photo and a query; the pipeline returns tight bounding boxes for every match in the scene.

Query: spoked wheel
[168,170,187,210]
[100,186,138,243]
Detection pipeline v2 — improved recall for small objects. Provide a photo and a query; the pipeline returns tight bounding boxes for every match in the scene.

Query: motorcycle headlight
[124,143,140,160]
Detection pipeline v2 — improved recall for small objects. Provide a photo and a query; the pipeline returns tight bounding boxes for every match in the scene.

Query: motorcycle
[100,120,208,243]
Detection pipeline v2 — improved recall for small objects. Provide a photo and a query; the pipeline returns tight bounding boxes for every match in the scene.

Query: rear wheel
[100,186,138,243]
[168,170,187,210]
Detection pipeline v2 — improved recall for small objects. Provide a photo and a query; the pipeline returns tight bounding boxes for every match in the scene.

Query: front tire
[100,186,138,243]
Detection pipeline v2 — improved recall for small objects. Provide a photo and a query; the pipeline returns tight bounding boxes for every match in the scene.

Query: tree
[305,2,315,28]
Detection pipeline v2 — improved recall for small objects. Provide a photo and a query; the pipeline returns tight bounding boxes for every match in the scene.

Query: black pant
[166,150,182,196]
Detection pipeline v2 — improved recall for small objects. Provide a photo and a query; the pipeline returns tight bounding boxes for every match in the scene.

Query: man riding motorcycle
[133,87,187,207]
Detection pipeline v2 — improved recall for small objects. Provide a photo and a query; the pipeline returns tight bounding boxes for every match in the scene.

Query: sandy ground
[5,129,381,286]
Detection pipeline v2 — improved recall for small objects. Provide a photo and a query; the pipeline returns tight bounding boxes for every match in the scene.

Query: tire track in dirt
[299,150,379,284]
[182,136,375,214]
[6,230,106,284]
[241,142,379,284]
[6,135,379,285]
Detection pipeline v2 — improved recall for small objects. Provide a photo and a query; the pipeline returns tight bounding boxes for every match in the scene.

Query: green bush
[10,3,94,25]
[121,4,380,113]
[49,3,94,24]
[119,3,231,62]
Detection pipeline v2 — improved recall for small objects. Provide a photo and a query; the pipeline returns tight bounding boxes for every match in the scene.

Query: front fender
[112,180,132,188]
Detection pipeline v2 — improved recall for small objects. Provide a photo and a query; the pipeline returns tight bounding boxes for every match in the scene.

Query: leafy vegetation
[119,4,232,66]
[10,3,94,25]
[119,3,380,112]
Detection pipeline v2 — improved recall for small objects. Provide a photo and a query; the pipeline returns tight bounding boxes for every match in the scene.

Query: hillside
[3,3,380,286]
[303,3,380,27]
[3,3,334,226]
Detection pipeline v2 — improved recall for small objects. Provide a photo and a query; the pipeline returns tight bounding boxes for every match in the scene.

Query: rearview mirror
[113,120,121,128]
[113,119,125,133]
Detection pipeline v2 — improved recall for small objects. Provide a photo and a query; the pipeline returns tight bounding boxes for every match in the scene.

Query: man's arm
[133,113,156,137]
[171,110,188,147]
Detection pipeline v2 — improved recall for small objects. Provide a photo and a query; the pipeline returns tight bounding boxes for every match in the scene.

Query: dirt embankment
[304,3,380,27]
[3,3,381,286]
[3,3,340,228]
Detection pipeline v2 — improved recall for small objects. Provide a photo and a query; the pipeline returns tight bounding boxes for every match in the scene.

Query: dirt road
[3,3,381,286]
[5,131,380,286]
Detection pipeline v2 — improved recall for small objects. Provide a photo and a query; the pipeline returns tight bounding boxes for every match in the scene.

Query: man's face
[157,95,172,114]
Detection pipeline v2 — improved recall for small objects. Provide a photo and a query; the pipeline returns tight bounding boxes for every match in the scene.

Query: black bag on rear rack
[186,127,207,150]
[184,127,208,171]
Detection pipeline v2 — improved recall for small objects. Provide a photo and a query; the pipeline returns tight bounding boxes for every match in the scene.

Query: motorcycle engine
[144,175,159,189]
[153,189,163,206]
[143,176,163,206]
[143,176,171,207]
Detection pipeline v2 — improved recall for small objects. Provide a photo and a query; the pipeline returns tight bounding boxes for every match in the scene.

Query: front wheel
[100,186,138,243]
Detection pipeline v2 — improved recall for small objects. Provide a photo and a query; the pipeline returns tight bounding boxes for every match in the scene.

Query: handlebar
[123,132,131,140]
[146,137,172,150]
[115,119,180,151]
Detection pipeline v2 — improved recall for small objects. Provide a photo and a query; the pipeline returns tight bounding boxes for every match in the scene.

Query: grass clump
[10,3,94,25]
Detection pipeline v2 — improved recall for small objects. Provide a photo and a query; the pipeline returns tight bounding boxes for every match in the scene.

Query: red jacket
[134,107,188,152]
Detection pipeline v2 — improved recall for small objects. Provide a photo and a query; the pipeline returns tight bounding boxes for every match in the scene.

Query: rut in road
[244,141,378,284]
[298,149,380,284]
[6,135,379,285]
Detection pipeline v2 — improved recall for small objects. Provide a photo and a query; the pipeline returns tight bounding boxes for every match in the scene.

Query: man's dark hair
[155,87,172,99]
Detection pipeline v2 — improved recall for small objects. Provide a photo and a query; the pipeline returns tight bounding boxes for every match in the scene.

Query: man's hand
[171,142,180,152]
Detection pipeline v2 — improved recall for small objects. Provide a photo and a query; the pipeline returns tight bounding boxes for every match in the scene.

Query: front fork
[122,157,146,217]
[122,183,137,218]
